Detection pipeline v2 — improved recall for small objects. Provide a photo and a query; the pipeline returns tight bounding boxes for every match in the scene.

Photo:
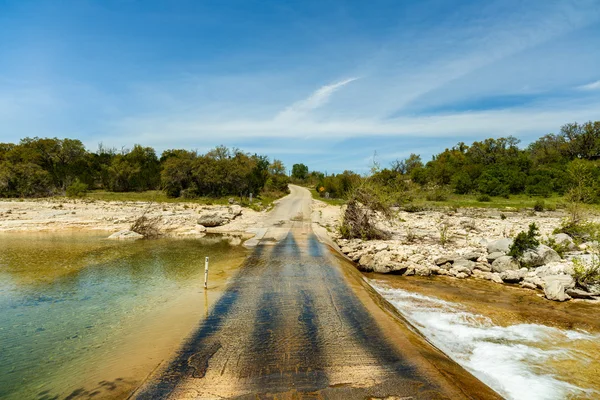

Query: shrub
[500,213,507,220]
[543,237,570,258]
[477,194,491,202]
[403,204,426,213]
[425,188,449,202]
[66,179,88,198]
[533,200,545,212]
[572,257,600,287]
[508,223,540,259]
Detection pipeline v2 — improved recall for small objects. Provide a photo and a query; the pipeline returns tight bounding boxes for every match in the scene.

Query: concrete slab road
[134,185,501,399]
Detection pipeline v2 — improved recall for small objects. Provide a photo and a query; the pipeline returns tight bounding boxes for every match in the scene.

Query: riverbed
[0,232,247,400]
[367,274,600,400]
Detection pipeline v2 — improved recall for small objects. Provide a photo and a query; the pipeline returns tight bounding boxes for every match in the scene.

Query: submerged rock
[108,230,143,240]
[565,288,596,300]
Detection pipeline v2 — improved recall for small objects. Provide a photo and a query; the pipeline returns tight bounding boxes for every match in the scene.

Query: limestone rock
[490,273,504,284]
[521,245,561,268]
[520,281,537,290]
[108,230,143,240]
[434,255,454,266]
[565,288,596,300]
[552,233,576,251]
[487,238,513,254]
[500,269,524,283]
[473,262,492,272]
[491,256,520,273]
[453,259,476,271]
[415,265,431,276]
[197,213,226,227]
[455,272,469,279]
[544,280,571,301]
[487,252,505,263]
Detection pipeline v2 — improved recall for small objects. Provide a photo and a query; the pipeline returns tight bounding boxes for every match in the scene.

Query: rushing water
[369,277,600,400]
[0,232,247,400]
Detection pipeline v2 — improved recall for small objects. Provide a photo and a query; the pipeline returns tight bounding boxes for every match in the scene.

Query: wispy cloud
[275,77,358,121]
[577,80,600,91]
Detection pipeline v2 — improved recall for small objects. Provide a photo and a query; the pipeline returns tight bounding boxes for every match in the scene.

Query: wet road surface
[134,186,501,399]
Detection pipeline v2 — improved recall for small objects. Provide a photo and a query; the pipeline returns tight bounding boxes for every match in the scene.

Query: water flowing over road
[135,186,500,399]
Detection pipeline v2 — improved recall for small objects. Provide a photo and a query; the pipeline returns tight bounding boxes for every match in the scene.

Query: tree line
[0,140,289,199]
[312,121,600,204]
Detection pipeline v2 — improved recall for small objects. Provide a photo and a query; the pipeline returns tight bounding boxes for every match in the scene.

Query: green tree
[292,163,309,180]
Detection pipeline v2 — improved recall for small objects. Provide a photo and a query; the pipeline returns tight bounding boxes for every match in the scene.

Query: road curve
[134,185,501,399]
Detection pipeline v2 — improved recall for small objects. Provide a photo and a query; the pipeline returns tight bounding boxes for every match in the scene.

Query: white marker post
[204,256,209,289]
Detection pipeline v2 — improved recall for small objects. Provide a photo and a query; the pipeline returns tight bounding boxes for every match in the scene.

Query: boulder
[463,252,482,261]
[487,252,505,263]
[358,254,375,271]
[544,280,571,302]
[490,273,504,284]
[491,256,520,273]
[543,274,575,289]
[473,262,492,272]
[415,265,431,276]
[108,230,143,240]
[520,281,537,290]
[450,265,472,276]
[340,246,352,254]
[228,205,243,219]
[522,275,544,289]
[500,269,524,283]
[552,233,577,251]
[565,288,596,300]
[521,245,561,268]
[535,262,575,278]
[197,213,226,227]
[453,259,476,271]
[487,238,513,254]
[434,255,454,266]
[473,270,492,280]
[543,274,575,302]
[455,272,469,279]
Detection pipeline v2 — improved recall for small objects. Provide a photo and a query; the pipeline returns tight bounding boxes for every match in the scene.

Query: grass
[413,193,571,211]
[309,188,347,206]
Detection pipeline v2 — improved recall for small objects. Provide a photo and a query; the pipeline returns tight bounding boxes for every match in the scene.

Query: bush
[533,200,545,212]
[477,194,491,202]
[508,223,540,259]
[402,204,426,213]
[66,179,88,198]
[573,256,600,287]
[425,188,449,201]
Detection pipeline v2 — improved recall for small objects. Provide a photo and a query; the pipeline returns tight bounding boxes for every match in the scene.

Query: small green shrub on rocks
[508,223,540,259]
[533,200,545,212]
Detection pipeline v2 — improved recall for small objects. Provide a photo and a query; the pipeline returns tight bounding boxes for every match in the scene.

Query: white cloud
[275,77,358,121]
[577,80,600,91]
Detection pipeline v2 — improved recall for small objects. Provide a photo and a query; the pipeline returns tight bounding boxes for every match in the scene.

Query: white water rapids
[370,280,599,400]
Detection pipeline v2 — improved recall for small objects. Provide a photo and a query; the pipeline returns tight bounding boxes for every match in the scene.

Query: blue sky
[1,0,600,173]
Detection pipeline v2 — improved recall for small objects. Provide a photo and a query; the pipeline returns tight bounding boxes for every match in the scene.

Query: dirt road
[134,185,500,399]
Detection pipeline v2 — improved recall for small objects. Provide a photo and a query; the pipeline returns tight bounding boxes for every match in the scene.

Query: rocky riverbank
[0,198,263,240]
[313,199,600,303]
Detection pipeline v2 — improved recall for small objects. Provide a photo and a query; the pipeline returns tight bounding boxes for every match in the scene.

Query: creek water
[368,275,600,400]
[0,232,247,400]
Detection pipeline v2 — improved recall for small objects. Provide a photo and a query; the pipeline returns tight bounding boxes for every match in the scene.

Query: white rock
[487,238,513,254]
[491,256,520,273]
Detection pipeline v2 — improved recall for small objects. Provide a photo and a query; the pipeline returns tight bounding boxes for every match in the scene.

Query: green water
[0,232,247,400]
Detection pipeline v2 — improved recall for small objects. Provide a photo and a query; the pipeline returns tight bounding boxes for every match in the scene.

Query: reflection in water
[370,280,600,400]
[0,232,247,400]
